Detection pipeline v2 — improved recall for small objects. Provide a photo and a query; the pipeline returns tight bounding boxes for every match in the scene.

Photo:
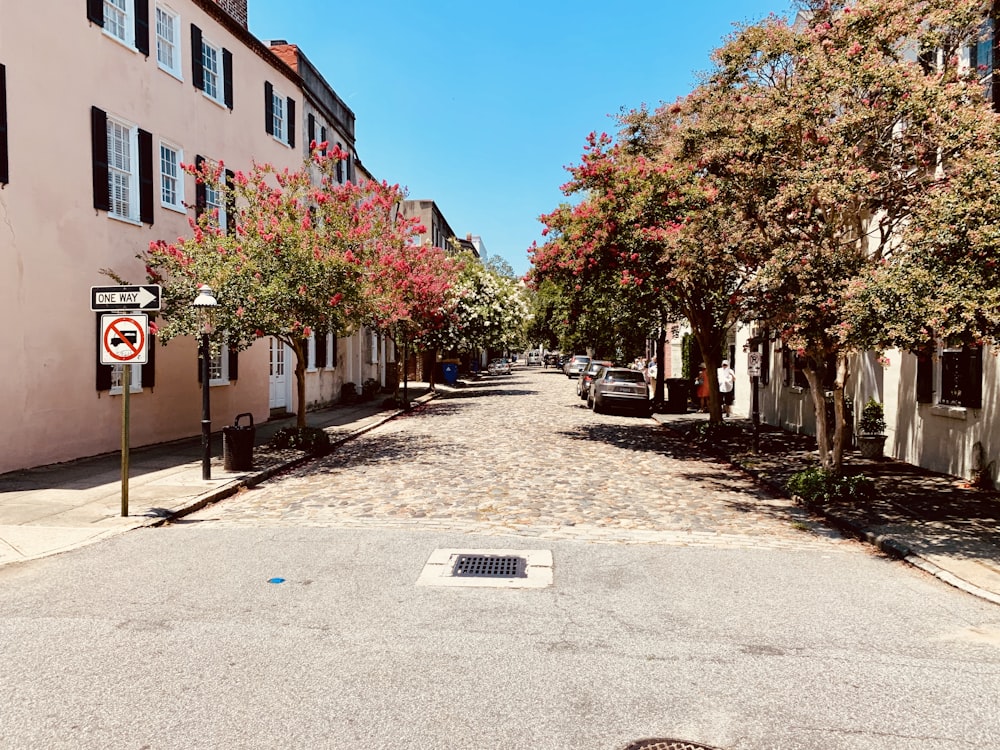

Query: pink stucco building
[0,0,325,473]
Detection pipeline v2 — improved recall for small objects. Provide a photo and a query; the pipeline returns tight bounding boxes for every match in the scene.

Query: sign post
[747,351,762,452]
[94,286,159,517]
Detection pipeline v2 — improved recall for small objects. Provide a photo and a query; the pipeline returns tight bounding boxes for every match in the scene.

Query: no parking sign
[100,314,148,365]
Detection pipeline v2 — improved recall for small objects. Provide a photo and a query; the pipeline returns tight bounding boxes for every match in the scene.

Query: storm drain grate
[416,549,553,588]
[621,740,722,750]
[453,554,526,578]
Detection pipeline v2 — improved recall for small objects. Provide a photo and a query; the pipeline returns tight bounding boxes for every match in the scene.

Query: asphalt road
[1,368,999,750]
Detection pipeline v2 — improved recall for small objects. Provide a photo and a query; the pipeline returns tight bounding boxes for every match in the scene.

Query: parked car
[589,367,651,415]
[526,351,542,366]
[577,360,613,398]
[488,358,512,375]
[563,355,591,378]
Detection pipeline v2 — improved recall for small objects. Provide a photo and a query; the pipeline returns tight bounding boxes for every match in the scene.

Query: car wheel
[593,397,603,414]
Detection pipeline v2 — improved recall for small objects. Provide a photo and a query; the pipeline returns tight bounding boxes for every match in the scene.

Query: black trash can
[664,378,690,414]
[223,412,255,471]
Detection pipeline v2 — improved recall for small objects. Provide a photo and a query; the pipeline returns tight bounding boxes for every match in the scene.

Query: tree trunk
[290,337,308,429]
[803,354,850,474]
[695,334,724,424]
[654,326,666,404]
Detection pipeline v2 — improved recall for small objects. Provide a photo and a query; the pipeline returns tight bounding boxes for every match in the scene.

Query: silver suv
[563,355,591,378]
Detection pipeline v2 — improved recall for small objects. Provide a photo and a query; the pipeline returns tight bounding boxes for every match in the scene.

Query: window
[194,154,232,232]
[264,82,296,147]
[916,342,983,409]
[0,63,7,185]
[88,0,150,55]
[91,108,154,224]
[969,17,998,111]
[335,142,344,182]
[198,338,238,385]
[159,141,183,210]
[154,4,181,78]
[110,362,142,394]
[190,26,232,109]
[271,90,285,142]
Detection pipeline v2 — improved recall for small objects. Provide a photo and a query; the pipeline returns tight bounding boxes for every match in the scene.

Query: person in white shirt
[717,359,735,416]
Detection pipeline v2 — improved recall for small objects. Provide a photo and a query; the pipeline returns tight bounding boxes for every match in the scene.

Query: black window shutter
[134,0,150,56]
[264,81,273,135]
[916,348,934,403]
[144,323,156,389]
[315,334,327,369]
[138,128,154,224]
[194,154,206,219]
[225,169,236,235]
[87,0,103,25]
[307,113,315,145]
[320,126,327,155]
[287,98,295,148]
[191,25,204,91]
[335,144,343,182]
[228,347,239,381]
[964,346,983,409]
[0,64,8,185]
[96,314,113,390]
[222,48,233,109]
[91,106,110,211]
[331,334,338,365]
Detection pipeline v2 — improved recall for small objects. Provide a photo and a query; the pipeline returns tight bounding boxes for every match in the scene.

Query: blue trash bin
[441,363,458,384]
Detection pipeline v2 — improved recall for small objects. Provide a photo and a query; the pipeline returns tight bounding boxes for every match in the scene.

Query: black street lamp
[192,284,218,480]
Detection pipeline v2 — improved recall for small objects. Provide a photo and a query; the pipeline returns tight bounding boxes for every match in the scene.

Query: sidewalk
[0,384,436,568]
[653,410,1000,605]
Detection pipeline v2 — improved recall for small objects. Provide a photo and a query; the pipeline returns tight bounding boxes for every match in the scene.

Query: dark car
[577,360,613,399]
[589,367,651,416]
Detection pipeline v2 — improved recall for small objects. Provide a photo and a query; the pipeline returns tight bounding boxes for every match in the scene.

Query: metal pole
[121,363,130,517]
[201,332,212,480]
[751,373,760,453]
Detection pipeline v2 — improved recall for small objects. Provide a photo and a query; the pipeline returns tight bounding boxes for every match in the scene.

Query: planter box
[857,434,887,459]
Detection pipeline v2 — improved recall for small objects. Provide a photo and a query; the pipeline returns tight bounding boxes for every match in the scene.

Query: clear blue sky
[248,1,791,277]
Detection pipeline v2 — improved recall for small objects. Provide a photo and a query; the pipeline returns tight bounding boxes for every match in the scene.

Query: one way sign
[91,285,161,311]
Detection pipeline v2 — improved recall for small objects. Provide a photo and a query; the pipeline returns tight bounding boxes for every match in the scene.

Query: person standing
[695,363,710,412]
[717,359,735,417]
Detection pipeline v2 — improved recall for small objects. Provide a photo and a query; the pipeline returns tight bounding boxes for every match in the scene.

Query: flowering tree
[694,0,998,469]
[109,149,430,428]
[427,251,530,357]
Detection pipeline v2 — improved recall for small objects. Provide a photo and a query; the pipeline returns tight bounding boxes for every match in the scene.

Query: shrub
[786,465,875,504]
[269,426,331,456]
[858,398,886,435]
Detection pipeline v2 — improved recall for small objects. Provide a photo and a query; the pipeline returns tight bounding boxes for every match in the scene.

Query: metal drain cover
[416,549,553,588]
[622,740,722,750]
[453,554,526,578]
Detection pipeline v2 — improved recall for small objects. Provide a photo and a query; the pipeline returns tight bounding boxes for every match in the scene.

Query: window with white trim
[201,38,222,103]
[159,141,183,211]
[110,362,143,394]
[107,117,138,221]
[205,179,226,231]
[271,90,286,143]
[209,340,230,385]
[103,0,130,44]
[155,4,181,78]
[916,341,983,409]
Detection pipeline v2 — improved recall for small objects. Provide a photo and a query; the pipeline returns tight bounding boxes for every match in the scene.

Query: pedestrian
[717,359,735,416]
[695,362,710,412]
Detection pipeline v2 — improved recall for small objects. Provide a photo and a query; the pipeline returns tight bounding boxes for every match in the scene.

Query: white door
[269,338,287,409]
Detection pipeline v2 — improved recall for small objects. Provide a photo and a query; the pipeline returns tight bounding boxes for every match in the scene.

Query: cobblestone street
[191,368,847,550]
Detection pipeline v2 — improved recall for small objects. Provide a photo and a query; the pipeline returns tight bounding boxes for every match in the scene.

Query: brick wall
[212,0,248,27]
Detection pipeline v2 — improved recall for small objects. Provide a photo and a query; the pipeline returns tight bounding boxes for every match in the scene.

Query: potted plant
[857,398,887,459]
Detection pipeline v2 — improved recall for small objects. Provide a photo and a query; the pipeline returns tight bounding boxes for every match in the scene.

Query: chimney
[212,0,248,28]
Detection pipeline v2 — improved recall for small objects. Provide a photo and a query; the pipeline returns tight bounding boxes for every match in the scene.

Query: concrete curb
[151,390,439,527]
